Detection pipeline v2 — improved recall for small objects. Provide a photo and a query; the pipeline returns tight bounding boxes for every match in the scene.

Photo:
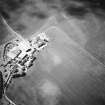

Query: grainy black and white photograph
[0,0,105,105]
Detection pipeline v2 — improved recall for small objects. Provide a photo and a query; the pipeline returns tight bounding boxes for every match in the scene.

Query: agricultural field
[0,0,105,105]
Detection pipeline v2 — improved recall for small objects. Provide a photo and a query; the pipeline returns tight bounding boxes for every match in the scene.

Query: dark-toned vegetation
[0,0,26,19]
[62,0,105,18]
[43,0,105,18]
[0,0,105,19]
